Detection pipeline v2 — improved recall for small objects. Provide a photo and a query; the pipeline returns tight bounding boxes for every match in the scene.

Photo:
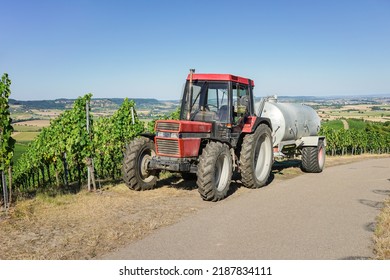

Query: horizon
[9,92,390,102]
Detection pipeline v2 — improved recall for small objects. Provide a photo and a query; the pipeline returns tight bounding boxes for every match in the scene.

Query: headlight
[157,132,180,138]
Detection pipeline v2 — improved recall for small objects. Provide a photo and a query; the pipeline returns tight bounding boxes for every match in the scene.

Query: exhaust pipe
[186,68,195,120]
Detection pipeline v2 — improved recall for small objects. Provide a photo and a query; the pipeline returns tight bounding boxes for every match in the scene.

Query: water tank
[255,98,321,146]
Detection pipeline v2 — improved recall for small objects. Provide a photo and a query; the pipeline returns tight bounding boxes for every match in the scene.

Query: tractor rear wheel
[301,140,325,173]
[197,142,232,201]
[240,124,273,188]
[123,137,158,191]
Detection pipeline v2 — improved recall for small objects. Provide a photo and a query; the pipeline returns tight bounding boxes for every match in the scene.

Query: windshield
[180,81,229,123]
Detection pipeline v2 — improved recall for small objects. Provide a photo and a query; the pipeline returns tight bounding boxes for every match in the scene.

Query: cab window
[232,83,249,124]
[207,84,229,122]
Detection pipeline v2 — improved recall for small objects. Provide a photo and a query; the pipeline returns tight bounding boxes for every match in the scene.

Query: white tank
[255,98,321,147]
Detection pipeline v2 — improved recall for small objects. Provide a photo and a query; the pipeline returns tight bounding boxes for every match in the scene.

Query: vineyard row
[320,123,390,156]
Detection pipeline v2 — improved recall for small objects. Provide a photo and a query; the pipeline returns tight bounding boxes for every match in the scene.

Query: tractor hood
[155,120,212,133]
[154,120,212,158]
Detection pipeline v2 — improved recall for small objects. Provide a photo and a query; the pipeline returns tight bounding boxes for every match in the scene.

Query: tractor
[122,69,325,201]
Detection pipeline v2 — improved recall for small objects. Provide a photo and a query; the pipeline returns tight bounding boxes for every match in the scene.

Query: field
[13,143,29,163]
[14,120,51,128]
[11,109,59,122]
[322,119,344,130]
[12,132,40,143]
[321,118,376,131]
[12,120,50,163]
[318,104,390,123]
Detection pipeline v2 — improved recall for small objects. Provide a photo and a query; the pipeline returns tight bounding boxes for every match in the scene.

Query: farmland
[11,121,47,162]
[314,98,390,123]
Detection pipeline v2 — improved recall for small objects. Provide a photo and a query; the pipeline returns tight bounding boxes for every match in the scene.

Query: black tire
[301,140,325,173]
[122,137,157,191]
[240,124,273,188]
[197,142,232,201]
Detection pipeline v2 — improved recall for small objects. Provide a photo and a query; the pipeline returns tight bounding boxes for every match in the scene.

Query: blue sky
[1,0,389,100]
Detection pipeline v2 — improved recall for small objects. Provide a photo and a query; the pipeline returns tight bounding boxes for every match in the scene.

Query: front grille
[156,122,180,132]
[156,138,180,156]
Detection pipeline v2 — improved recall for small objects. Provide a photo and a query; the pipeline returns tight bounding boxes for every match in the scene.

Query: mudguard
[242,116,272,134]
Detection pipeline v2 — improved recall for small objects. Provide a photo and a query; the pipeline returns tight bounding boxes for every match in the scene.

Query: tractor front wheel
[197,142,232,201]
[123,137,158,191]
[240,124,273,188]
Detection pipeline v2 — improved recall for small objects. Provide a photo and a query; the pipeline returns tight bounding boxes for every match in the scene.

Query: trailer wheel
[301,140,325,173]
[123,137,157,191]
[197,142,232,201]
[240,124,273,188]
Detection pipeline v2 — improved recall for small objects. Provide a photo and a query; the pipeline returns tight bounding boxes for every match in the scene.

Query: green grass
[14,143,29,163]
[322,120,344,130]
[347,119,367,130]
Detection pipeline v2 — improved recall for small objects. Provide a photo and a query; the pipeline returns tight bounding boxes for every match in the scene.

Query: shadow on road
[157,159,304,196]
[359,199,384,209]
[339,256,371,260]
[364,222,376,232]
[373,189,390,195]
[272,159,302,172]
[161,172,246,200]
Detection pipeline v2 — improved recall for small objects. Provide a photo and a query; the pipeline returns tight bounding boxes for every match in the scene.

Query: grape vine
[320,121,390,156]
[13,95,144,195]
[1,73,15,209]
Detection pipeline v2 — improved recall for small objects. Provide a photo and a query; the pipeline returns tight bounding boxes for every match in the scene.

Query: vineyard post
[86,100,96,191]
[86,101,91,191]
[1,130,8,212]
[63,152,69,186]
[131,107,135,125]
[1,171,8,212]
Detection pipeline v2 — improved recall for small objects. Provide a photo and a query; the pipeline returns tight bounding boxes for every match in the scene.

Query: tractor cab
[180,73,256,140]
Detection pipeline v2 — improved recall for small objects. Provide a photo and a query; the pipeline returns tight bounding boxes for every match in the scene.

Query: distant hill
[9,98,162,111]
[9,94,389,117]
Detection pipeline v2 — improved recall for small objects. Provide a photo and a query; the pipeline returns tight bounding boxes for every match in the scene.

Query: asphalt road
[102,157,390,260]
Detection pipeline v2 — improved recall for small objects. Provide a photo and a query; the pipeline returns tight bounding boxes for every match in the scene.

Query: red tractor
[122,69,274,201]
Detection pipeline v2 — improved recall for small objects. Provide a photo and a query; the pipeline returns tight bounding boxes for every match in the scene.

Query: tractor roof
[186,73,254,86]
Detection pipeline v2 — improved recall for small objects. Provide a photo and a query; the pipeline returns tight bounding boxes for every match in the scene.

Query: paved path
[102,158,390,260]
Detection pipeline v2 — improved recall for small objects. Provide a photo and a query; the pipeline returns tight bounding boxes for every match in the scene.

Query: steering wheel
[190,109,200,120]
[206,104,218,110]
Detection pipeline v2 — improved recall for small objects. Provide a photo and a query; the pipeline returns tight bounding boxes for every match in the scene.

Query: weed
[374,199,390,259]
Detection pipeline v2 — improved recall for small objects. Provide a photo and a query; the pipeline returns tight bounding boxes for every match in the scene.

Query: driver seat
[218,105,228,122]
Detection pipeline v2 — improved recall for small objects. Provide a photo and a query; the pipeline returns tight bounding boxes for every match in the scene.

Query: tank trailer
[123,70,325,201]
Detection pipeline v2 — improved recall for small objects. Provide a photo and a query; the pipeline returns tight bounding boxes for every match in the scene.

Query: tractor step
[149,157,195,172]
